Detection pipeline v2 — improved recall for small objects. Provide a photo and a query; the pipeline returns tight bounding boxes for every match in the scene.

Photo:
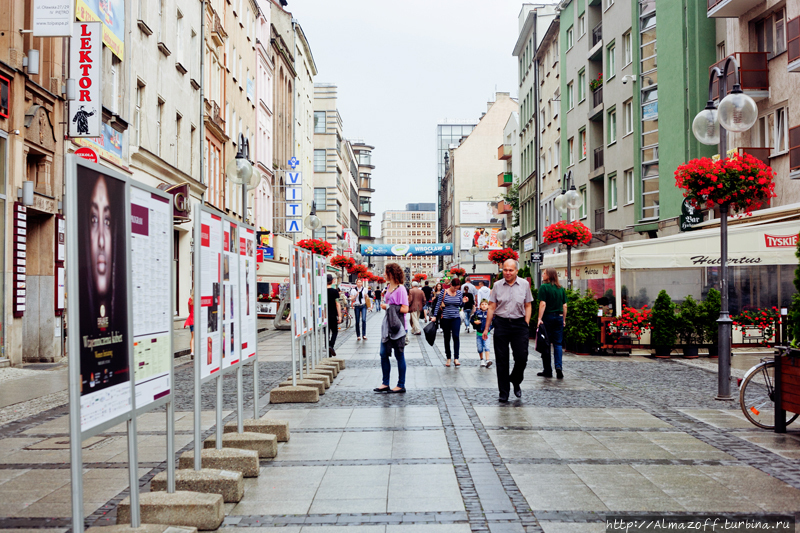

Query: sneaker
[486,360,493,368]
[480,359,487,367]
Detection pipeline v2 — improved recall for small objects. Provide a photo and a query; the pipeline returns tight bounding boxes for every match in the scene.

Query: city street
[0,311,799,532]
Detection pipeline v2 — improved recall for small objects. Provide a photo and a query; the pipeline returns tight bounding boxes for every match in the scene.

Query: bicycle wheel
[739,361,799,430]
[344,313,352,329]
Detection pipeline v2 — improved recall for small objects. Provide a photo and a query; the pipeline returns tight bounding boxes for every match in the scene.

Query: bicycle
[739,354,799,430]
[338,300,353,331]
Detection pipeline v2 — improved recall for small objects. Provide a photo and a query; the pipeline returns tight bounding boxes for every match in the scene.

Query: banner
[221,220,240,370]
[199,211,222,379]
[460,201,501,225]
[360,243,454,256]
[314,255,327,328]
[75,0,124,59]
[460,227,502,251]
[69,22,102,138]
[73,123,124,168]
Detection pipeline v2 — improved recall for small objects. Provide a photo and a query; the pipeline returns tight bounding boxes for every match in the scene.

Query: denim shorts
[476,335,491,353]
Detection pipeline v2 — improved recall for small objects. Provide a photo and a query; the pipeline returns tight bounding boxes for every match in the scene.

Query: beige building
[440,93,518,275]
[352,141,376,247]
[380,207,438,277]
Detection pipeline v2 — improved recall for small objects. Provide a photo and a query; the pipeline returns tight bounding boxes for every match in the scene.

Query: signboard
[74,163,131,432]
[33,0,74,36]
[75,147,98,163]
[530,252,544,263]
[460,201,501,225]
[523,237,534,252]
[291,247,313,338]
[75,0,124,60]
[554,263,614,281]
[221,219,241,370]
[679,198,702,232]
[642,101,658,121]
[72,124,124,167]
[360,243,454,256]
[314,255,327,328]
[13,203,27,318]
[68,22,102,138]
[343,228,359,254]
[460,227,503,251]
[156,183,191,223]
[239,227,257,360]
[130,185,172,408]
[285,168,302,233]
[199,210,222,380]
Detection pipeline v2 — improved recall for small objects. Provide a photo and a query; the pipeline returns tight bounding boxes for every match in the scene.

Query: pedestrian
[408,281,426,335]
[482,259,533,402]
[350,278,369,340]
[462,286,475,333]
[184,292,194,357]
[421,280,433,321]
[375,286,382,311]
[327,274,342,355]
[432,278,467,367]
[374,263,408,393]
[462,278,476,295]
[432,282,443,312]
[536,268,567,379]
[476,280,491,305]
[472,299,493,367]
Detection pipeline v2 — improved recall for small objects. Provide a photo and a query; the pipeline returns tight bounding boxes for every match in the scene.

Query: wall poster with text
[291,247,302,338]
[199,210,222,380]
[314,255,326,328]
[239,226,257,360]
[221,219,240,370]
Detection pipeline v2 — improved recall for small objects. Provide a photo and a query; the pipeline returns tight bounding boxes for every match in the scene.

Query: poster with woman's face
[76,166,130,399]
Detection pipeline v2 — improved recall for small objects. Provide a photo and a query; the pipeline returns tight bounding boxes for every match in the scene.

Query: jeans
[543,314,564,370]
[380,336,406,388]
[476,335,491,354]
[440,317,461,360]
[354,305,367,337]
[493,317,530,399]
[462,308,473,330]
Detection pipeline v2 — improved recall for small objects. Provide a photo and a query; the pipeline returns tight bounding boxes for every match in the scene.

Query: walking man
[421,280,433,321]
[327,274,342,355]
[408,281,426,335]
[482,259,533,402]
[476,281,491,306]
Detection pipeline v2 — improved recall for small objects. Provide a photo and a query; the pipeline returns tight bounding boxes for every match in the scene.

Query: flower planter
[682,345,700,358]
[653,346,672,358]
[707,344,719,358]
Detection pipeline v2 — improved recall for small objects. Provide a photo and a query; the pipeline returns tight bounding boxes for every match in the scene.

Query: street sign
[530,252,544,263]
[679,198,702,232]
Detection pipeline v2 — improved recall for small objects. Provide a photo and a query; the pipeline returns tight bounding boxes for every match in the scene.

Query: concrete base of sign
[224,418,291,442]
[321,357,345,370]
[150,468,244,503]
[117,491,223,531]
[279,378,325,394]
[178,448,259,477]
[306,367,335,381]
[204,431,277,458]
[294,373,331,388]
[87,523,198,533]
[316,363,339,377]
[269,385,319,404]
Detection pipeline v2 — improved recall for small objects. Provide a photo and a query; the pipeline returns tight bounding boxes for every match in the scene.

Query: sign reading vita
[285,162,303,233]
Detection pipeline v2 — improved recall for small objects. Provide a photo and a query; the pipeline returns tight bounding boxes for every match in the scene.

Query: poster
[221,220,240,370]
[302,249,313,335]
[460,227,503,251]
[72,124,125,168]
[290,248,302,338]
[239,227,257,360]
[76,165,130,432]
[460,201,501,225]
[314,255,326,328]
[130,186,172,408]
[199,210,222,379]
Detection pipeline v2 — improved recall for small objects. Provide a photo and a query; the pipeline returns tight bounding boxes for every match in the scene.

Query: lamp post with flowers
[553,170,585,288]
[685,56,774,401]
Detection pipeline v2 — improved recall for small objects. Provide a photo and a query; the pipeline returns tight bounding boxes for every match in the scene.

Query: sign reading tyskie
[764,234,799,248]
[69,22,102,138]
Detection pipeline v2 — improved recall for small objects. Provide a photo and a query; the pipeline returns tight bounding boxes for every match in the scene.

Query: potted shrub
[650,290,677,357]
[487,248,519,266]
[297,238,334,256]
[607,305,651,348]
[732,307,780,346]
[700,288,721,357]
[565,289,600,354]
[676,295,701,358]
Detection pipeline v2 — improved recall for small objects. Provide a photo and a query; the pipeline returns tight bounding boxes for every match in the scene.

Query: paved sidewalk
[0,310,799,533]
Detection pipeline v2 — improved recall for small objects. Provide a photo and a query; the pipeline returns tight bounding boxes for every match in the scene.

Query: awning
[542,242,617,269]
[256,259,290,284]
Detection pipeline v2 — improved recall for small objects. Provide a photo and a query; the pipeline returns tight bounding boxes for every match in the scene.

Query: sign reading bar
[69,22,102,138]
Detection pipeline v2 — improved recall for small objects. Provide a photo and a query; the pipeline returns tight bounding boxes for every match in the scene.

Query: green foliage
[790,233,800,347]
[530,286,538,304]
[565,289,600,349]
[651,290,677,347]
[676,295,701,345]
[700,288,721,345]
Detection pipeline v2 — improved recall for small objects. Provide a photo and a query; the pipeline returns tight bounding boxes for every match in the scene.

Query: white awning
[542,242,617,269]
[256,259,290,284]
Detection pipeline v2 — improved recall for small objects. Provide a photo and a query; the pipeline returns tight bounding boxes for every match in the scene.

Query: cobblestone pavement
[1,310,800,533]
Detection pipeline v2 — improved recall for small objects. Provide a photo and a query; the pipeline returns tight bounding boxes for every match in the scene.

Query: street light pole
[555,170,582,290]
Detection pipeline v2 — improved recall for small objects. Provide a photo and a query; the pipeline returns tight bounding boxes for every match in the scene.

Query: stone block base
[225,419,290,441]
[204,431,277,458]
[294,373,330,388]
[150,468,243,503]
[117,491,223,531]
[279,379,325,394]
[320,357,345,370]
[88,524,197,533]
[269,385,319,404]
[307,367,335,380]
[316,363,339,377]
[178,448,259,477]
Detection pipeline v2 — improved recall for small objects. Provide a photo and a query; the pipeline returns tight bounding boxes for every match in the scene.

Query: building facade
[380,206,438,277]
[352,141,376,247]
[254,0,274,233]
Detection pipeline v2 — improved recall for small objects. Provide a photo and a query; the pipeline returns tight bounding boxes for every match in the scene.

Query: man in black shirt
[421,280,433,321]
[327,274,342,354]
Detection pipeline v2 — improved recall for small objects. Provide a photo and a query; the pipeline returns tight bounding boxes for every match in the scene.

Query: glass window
[624,100,633,134]
[607,44,616,78]
[608,174,617,209]
[568,82,574,109]
[314,149,326,171]
[578,70,586,101]
[774,107,788,153]
[608,109,617,144]
[0,76,9,118]
[567,26,574,48]
[580,129,587,160]
[568,137,575,166]
[625,169,634,204]
[314,111,325,133]
[578,14,586,37]
[623,32,632,65]
[579,186,587,219]
[314,187,326,208]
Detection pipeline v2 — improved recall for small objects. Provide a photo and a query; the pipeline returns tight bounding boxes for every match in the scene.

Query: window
[775,107,788,153]
[554,140,560,168]
[578,14,586,37]
[607,43,616,78]
[579,129,587,160]
[0,75,8,118]
[716,41,726,61]
[156,98,164,156]
[605,0,614,8]
[314,149,326,171]
[567,26,574,49]
[756,8,787,58]
[623,32,632,65]
[623,100,633,135]
[540,155,546,174]
[540,108,546,131]
[608,174,617,210]
[553,89,560,117]
[568,137,575,166]
[314,111,325,133]
[579,186,587,219]
[547,147,553,172]
[360,221,370,238]
[313,228,326,240]
[567,82,574,109]
[135,83,143,146]
[755,114,772,149]
[625,169,634,204]
[608,108,617,144]
[314,187,326,208]
[578,70,586,102]
[175,113,182,166]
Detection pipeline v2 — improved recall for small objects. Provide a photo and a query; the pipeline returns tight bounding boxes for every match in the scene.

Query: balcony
[595,208,605,232]
[588,24,603,60]
[497,201,513,215]
[588,87,603,121]
[205,99,225,133]
[707,0,762,18]
[497,172,513,187]
[790,126,800,179]
[737,147,770,166]
[359,178,374,192]
[710,52,769,101]
[497,144,512,160]
[210,11,226,47]
[593,147,604,170]
[788,17,800,73]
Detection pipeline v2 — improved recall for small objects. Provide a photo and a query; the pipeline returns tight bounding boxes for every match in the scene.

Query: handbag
[423,294,446,346]
[535,323,551,354]
[366,295,373,309]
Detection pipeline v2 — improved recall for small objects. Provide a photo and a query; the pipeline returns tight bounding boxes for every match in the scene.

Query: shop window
[0,76,8,118]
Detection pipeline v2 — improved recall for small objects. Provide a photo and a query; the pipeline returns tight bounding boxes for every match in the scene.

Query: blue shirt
[435,289,463,319]
[472,309,493,335]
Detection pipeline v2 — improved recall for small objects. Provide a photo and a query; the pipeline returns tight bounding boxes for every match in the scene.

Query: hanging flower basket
[487,248,519,266]
[674,152,776,215]
[449,267,466,277]
[542,220,592,247]
[330,255,355,270]
[297,238,334,256]
[413,273,428,282]
[348,264,368,277]
[375,276,386,284]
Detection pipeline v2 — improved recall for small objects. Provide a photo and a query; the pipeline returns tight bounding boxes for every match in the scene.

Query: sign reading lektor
[69,22,102,138]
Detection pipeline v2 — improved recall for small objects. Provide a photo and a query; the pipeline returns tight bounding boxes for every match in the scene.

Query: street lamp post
[554,170,583,289]
[226,133,258,223]
[336,239,346,284]
[469,245,479,275]
[691,56,758,401]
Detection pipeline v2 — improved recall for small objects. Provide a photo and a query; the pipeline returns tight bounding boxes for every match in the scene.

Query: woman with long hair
[432,278,467,367]
[536,268,568,379]
[374,263,409,393]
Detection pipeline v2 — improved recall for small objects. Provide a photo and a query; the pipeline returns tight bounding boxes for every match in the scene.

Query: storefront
[256,259,289,317]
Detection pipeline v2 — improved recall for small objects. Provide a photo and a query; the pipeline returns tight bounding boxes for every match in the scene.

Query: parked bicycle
[338,299,353,331]
[739,350,799,430]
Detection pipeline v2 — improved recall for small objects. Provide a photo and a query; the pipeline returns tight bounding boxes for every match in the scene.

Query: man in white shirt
[476,281,491,306]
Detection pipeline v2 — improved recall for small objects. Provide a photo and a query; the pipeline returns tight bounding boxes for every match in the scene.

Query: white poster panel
[300,248,313,335]
[460,201,501,225]
[460,227,503,251]
[239,226,257,360]
[221,219,240,370]
[291,248,303,338]
[314,255,326,328]
[130,186,172,407]
[33,0,74,36]
[69,22,102,138]
[199,211,222,379]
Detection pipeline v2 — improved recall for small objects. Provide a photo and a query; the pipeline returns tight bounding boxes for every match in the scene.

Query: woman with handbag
[350,278,370,340]
[432,278,468,367]
[536,268,567,379]
[374,263,409,393]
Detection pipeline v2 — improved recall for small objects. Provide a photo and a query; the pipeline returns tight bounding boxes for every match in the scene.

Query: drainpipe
[200,0,206,202]
[533,17,542,289]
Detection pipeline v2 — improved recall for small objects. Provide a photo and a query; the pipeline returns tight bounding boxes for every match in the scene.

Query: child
[472,299,493,368]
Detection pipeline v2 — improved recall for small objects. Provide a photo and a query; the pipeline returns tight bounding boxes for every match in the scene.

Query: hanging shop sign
[285,168,303,233]
[156,183,192,223]
[68,22,102,138]
[33,0,74,37]
[679,199,702,232]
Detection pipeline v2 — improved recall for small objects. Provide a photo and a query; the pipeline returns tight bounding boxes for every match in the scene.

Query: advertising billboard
[460,201,501,225]
[460,227,503,251]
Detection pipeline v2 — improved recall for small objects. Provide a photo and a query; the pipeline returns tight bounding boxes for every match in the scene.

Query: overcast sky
[289,0,542,237]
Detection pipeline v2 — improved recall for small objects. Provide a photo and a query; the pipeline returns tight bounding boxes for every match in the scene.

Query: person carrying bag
[423,292,445,346]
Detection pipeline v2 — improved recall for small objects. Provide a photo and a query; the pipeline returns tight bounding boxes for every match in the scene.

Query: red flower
[297,238,334,256]
[449,267,467,277]
[542,220,592,247]
[330,255,355,270]
[487,248,519,265]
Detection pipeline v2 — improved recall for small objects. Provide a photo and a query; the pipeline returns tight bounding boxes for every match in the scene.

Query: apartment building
[352,141,376,246]
[380,206,438,277]
[254,0,274,233]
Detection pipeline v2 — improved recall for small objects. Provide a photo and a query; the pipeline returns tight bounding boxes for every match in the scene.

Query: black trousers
[329,318,338,349]
[493,317,529,399]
